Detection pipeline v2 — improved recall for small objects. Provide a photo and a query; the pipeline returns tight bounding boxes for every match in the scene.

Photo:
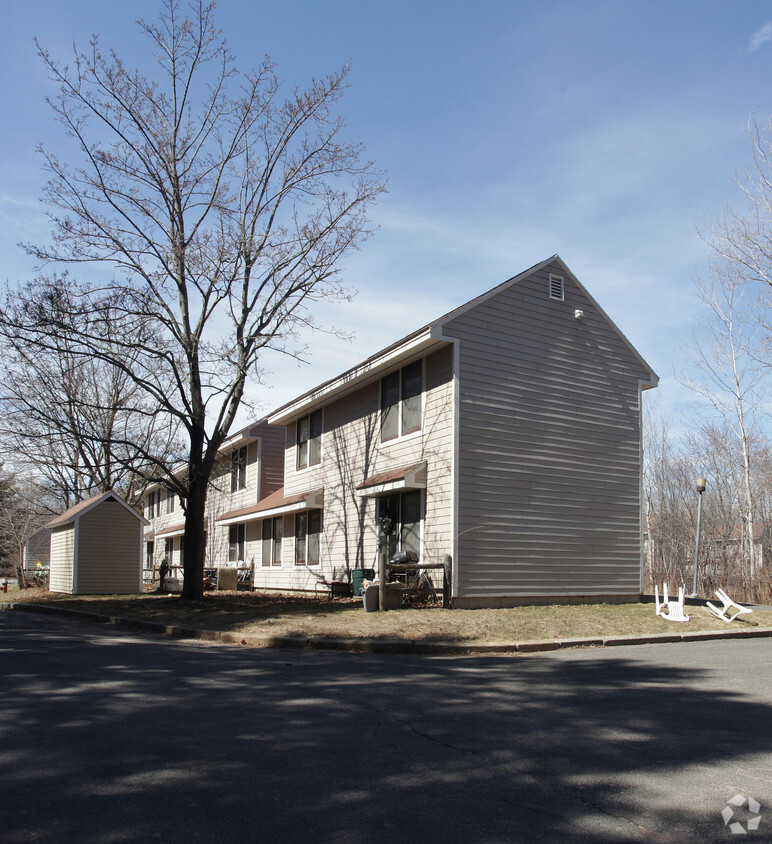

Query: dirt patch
[4,587,762,643]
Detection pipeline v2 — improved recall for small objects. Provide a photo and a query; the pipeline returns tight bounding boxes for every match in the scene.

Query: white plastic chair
[655,583,690,622]
[704,588,753,623]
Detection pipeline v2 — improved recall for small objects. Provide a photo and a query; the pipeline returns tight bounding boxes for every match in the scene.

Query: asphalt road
[0,610,770,843]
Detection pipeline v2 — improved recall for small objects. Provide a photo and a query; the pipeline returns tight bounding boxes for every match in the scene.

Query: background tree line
[0,0,383,597]
[643,116,772,604]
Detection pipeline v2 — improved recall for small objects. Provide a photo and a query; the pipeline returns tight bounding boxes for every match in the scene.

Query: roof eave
[217,489,325,525]
[267,329,445,425]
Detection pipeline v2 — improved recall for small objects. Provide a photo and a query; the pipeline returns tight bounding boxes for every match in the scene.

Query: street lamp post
[691,477,707,597]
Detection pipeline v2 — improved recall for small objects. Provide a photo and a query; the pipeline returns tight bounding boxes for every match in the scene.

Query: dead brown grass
[4,585,767,643]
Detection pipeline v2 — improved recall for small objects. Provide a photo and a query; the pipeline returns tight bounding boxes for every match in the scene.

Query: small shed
[47,491,148,595]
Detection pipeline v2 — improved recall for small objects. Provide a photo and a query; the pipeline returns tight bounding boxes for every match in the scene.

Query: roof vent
[549,274,564,301]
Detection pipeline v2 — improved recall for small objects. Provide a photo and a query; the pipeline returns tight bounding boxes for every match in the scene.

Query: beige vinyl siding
[207,424,283,568]
[75,502,142,594]
[263,347,454,592]
[49,525,75,593]
[443,262,650,601]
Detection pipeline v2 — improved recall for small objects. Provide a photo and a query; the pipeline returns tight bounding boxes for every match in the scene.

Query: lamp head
[696,477,707,494]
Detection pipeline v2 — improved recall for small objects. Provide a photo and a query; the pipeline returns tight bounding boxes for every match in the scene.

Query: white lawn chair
[704,588,753,623]
[655,583,690,622]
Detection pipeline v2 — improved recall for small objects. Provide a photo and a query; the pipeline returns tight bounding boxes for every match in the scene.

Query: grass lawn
[3,585,766,644]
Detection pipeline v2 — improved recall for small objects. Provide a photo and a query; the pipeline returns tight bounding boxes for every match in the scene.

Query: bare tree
[642,399,698,589]
[0,308,179,510]
[707,115,772,288]
[0,1,384,599]
[0,470,52,588]
[680,266,769,580]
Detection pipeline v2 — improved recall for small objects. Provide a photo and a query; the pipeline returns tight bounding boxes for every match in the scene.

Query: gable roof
[268,255,658,424]
[47,491,149,529]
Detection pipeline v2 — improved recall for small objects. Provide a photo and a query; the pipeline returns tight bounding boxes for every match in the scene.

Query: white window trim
[376,489,425,562]
[231,445,248,492]
[295,409,324,473]
[294,509,322,568]
[261,515,284,568]
[229,523,246,563]
[379,360,425,445]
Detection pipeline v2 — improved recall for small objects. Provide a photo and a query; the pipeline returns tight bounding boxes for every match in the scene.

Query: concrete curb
[3,601,772,655]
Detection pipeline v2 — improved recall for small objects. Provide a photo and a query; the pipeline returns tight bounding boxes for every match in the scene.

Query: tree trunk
[14,558,27,589]
[181,478,207,600]
[180,417,209,601]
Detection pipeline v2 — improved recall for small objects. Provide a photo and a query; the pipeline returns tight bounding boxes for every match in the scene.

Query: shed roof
[47,491,149,529]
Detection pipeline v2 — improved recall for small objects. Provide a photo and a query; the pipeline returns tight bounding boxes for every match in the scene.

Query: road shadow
[0,612,770,843]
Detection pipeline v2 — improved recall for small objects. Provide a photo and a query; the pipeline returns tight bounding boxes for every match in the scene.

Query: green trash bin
[352,568,375,598]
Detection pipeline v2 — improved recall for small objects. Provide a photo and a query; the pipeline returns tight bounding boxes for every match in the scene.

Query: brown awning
[216,487,324,525]
[154,522,186,539]
[355,463,427,497]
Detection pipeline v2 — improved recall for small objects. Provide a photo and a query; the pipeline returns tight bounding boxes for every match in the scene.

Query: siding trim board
[450,336,461,601]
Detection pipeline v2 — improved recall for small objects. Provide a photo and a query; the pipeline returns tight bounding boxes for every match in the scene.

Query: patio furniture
[705,588,753,623]
[655,583,690,622]
[315,578,350,599]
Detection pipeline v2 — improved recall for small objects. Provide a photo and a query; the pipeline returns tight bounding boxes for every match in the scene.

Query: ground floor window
[376,490,422,561]
[145,542,154,570]
[295,509,322,567]
[164,537,173,562]
[261,516,283,567]
[229,523,245,563]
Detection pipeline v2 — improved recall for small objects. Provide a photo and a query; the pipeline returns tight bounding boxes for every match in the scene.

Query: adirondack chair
[654,583,690,622]
[705,588,753,623]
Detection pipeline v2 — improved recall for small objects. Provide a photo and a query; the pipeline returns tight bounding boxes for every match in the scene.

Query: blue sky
[3,1,772,423]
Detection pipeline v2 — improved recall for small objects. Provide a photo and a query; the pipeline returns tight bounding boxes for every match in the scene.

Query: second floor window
[166,490,175,514]
[381,360,423,442]
[296,409,323,470]
[146,490,162,519]
[231,446,247,492]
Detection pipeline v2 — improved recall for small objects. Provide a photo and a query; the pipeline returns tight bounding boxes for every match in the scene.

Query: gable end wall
[443,262,651,601]
[76,503,142,594]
